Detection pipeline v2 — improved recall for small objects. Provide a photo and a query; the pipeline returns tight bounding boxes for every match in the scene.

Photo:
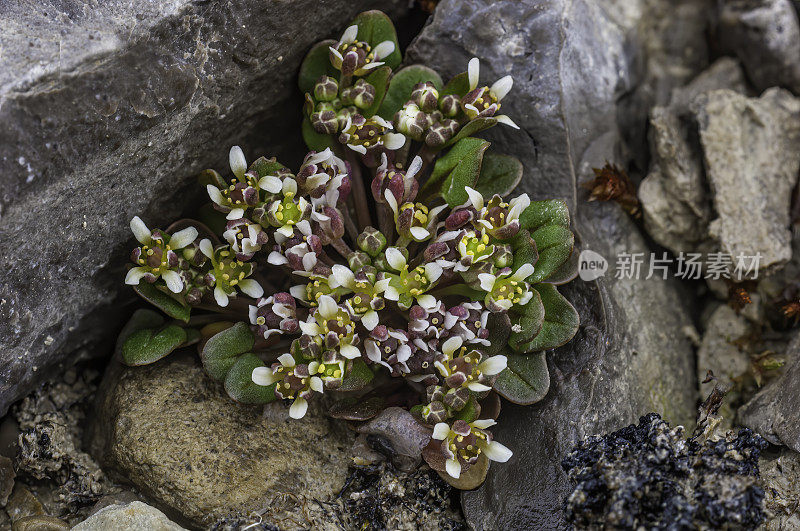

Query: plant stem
[378,203,394,243]
[341,205,360,241]
[345,151,372,230]
[330,237,353,259]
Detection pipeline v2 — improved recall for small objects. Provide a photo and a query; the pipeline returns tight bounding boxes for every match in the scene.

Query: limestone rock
[89,354,356,528]
[716,0,800,95]
[11,515,69,531]
[72,502,186,531]
[0,0,407,417]
[694,88,800,272]
[407,0,700,528]
[760,449,800,530]
[739,332,800,451]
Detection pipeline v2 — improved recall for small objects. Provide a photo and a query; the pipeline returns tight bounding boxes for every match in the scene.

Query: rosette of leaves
[117,10,579,490]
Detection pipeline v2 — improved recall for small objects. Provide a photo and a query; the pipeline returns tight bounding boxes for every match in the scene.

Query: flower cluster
[121,10,578,489]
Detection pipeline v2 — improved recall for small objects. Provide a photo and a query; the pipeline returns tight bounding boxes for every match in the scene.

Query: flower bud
[348,251,372,271]
[337,106,357,130]
[425,119,460,147]
[422,400,448,424]
[394,102,428,141]
[357,226,387,257]
[493,244,514,268]
[311,110,339,135]
[411,82,439,113]
[314,76,339,102]
[439,94,460,117]
[349,79,376,110]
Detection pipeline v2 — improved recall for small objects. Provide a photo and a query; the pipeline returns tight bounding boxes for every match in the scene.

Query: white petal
[238,279,264,298]
[479,355,507,376]
[298,319,320,336]
[169,227,198,249]
[226,208,245,220]
[467,382,492,392]
[512,263,534,281]
[384,188,399,214]
[445,458,462,479]
[130,216,151,245]
[432,423,450,440]
[124,267,148,285]
[478,273,496,292]
[385,247,406,271]
[465,186,484,210]
[302,251,317,271]
[258,175,283,194]
[341,24,358,44]
[471,419,497,429]
[248,304,259,324]
[383,286,399,301]
[360,61,384,71]
[277,224,295,238]
[361,310,379,331]
[283,177,298,195]
[373,278,391,293]
[396,344,411,363]
[365,341,382,363]
[373,40,395,60]
[268,251,288,265]
[424,262,443,283]
[305,173,329,190]
[483,440,513,463]
[290,285,307,300]
[206,184,225,206]
[305,148,332,166]
[442,336,463,357]
[328,46,343,63]
[416,294,437,310]
[409,226,430,241]
[162,270,184,293]
[495,299,513,311]
[252,367,281,386]
[467,57,480,90]
[406,156,423,180]
[289,397,308,419]
[214,286,229,307]
[278,353,296,367]
[347,144,367,155]
[383,133,406,151]
[490,75,513,101]
[495,115,520,129]
[340,344,361,359]
[199,238,215,259]
[317,295,338,319]
[331,264,355,289]
[309,376,324,393]
[229,146,247,178]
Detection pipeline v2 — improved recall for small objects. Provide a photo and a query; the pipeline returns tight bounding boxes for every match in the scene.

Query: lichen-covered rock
[693,88,800,272]
[716,0,800,95]
[407,0,701,528]
[739,332,800,452]
[0,0,408,418]
[72,502,186,531]
[89,354,357,528]
[760,448,800,530]
[562,413,768,529]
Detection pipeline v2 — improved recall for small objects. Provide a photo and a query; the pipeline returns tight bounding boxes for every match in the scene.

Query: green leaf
[529,225,574,283]
[474,153,523,198]
[493,352,550,405]
[122,325,187,366]
[453,395,480,423]
[115,309,165,360]
[224,353,277,404]
[362,66,391,118]
[201,322,255,381]
[544,249,579,285]
[377,65,443,120]
[509,229,539,279]
[133,282,190,323]
[520,199,571,231]
[441,72,471,97]
[328,397,384,420]
[298,40,338,94]
[197,168,226,189]
[197,203,228,235]
[514,283,579,352]
[508,288,544,351]
[338,358,375,392]
[431,137,489,207]
[438,453,489,490]
[352,11,402,69]
[302,117,339,153]
[444,117,498,148]
[484,313,511,357]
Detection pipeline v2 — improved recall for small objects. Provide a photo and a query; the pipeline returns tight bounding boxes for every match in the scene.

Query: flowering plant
[118,11,579,489]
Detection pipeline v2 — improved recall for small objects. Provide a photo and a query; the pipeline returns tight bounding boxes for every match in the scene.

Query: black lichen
[561,413,767,530]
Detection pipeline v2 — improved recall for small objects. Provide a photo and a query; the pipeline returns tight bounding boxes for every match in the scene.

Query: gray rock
[739,332,800,451]
[639,58,746,254]
[89,354,357,528]
[0,455,14,507]
[407,0,700,528]
[694,88,800,272]
[716,0,800,95]
[11,515,69,531]
[356,407,432,472]
[0,0,408,417]
[760,449,800,530]
[72,502,186,531]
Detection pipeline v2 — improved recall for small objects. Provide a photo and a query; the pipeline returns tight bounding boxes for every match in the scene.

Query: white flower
[463,58,519,128]
[478,263,535,312]
[125,217,198,294]
[432,419,513,479]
